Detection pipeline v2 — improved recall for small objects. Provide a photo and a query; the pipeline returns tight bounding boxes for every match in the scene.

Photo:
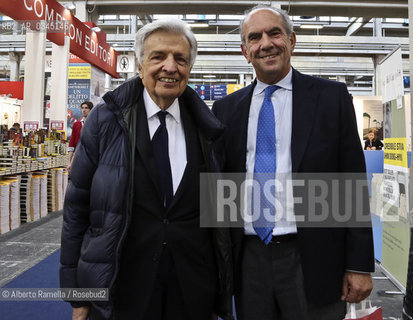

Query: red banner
[0,81,24,99]
[0,0,119,78]
[24,121,39,131]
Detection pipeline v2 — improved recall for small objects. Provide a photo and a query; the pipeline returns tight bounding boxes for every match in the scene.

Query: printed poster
[67,63,90,139]
[380,46,410,288]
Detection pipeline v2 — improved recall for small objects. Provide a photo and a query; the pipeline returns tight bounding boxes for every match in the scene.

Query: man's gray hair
[240,5,294,46]
[134,18,198,67]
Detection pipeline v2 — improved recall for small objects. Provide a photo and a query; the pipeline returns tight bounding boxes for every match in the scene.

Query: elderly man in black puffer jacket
[60,18,233,320]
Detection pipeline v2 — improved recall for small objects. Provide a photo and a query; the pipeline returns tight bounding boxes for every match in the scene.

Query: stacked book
[30,175,40,222]
[56,168,64,210]
[47,170,56,212]
[33,173,48,218]
[62,170,68,198]
[0,156,16,175]
[0,181,10,234]
[20,173,32,223]
[3,176,20,231]
[47,168,63,212]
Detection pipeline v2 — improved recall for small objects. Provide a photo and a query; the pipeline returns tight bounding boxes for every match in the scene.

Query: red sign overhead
[0,0,119,78]
[0,81,24,99]
[24,121,39,132]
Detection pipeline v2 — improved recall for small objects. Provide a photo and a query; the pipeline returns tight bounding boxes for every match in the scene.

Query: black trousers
[236,235,346,320]
[113,247,189,320]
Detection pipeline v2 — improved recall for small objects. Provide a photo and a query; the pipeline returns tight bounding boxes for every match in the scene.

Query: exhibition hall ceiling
[0,0,409,93]
[91,0,408,18]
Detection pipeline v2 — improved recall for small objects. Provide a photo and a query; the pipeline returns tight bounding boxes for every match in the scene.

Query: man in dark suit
[212,6,374,320]
[60,18,232,320]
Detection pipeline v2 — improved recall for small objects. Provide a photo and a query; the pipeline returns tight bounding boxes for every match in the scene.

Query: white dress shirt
[244,68,297,236]
[143,89,187,195]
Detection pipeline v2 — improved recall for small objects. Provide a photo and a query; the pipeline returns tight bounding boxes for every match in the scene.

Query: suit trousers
[236,235,346,320]
[113,246,189,320]
[143,247,189,320]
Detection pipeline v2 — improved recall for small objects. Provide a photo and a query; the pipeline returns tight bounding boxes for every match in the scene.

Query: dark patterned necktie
[152,111,173,207]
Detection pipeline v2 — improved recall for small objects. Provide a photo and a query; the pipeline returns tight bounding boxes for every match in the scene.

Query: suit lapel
[135,94,163,199]
[230,83,256,172]
[167,100,195,211]
[291,69,319,172]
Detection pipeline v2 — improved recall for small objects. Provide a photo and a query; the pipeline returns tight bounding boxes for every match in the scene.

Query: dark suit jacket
[61,76,232,320]
[212,69,375,306]
[115,92,219,320]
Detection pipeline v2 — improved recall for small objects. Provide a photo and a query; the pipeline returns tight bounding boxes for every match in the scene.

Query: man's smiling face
[241,9,296,84]
[138,30,192,110]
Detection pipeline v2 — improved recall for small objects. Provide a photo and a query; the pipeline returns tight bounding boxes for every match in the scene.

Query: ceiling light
[300,24,324,29]
[203,75,216,78]
[189,23,209,28]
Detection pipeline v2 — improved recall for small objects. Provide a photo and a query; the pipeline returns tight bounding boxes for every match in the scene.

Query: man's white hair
[134,18,198,67]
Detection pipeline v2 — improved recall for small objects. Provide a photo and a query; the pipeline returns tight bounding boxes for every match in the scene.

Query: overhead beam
[91,0,408,18]
[346,17,372,36]
[0,34,408,58]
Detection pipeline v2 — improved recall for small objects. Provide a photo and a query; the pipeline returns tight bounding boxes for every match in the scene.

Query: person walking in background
[67,101,93,171]
[212,5,374,320]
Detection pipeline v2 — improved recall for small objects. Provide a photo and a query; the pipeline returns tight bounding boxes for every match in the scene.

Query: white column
[23,31,46,126]
[373,55,386,96]
[337,76,346,83]
[239,74,245,86]
[9,52,20,81]
[131,15,137,35]
[245,74,253,86]
[50,35,70,132]
[104,73,111,92]
[373,18,383,37]
[74,1,88,21]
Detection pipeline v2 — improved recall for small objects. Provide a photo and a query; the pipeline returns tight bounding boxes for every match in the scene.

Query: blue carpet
[0,249,72,320]
[0,249,236,319]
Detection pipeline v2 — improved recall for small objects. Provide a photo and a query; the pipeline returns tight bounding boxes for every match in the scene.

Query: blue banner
[194,85,211,100]
[211,84,227,100]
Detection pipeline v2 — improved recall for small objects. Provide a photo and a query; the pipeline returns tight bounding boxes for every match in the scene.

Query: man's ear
[137,63,143,79]
[289,32,297,54]
[241,44,250,63]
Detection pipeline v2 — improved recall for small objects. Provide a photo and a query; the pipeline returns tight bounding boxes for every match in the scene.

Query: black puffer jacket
[60,76,233,319]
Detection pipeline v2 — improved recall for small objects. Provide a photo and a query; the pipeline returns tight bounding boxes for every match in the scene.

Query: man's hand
[341,271,373,303]
[67,151,74,172]
[72,306,89,320]
[211,314,219,320]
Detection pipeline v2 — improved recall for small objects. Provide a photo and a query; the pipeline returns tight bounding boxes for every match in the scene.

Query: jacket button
[163,219,169,225]
[162,242,168,246]
[152,255,159,262]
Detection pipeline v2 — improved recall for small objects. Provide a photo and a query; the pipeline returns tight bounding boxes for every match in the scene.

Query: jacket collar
[291,68,318,172]
[102,76,224,142]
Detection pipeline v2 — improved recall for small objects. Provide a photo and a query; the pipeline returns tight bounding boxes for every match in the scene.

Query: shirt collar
[143,88,181,124]
[254,67,293,96]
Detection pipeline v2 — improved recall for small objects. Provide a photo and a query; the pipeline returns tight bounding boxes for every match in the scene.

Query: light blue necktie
[253,85,279,245]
